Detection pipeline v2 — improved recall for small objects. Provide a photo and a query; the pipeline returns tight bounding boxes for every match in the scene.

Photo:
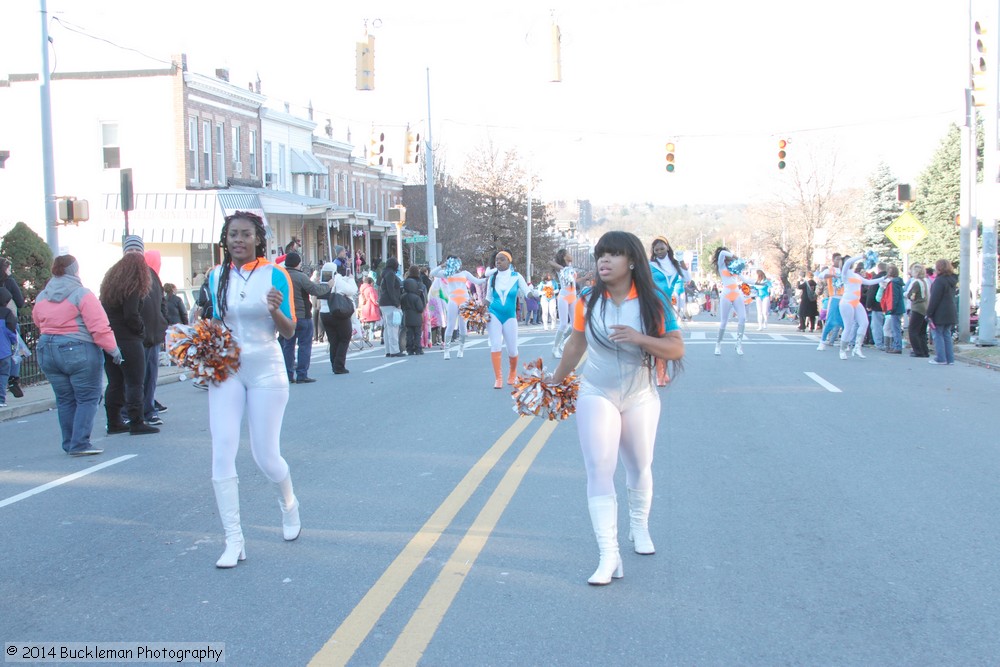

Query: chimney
[308,100,314,121]
[215,68,230,82]
[325,119,333,138]
[172,53,188,72]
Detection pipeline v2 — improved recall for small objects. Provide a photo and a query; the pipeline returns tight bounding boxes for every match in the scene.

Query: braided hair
[215,211,268,321]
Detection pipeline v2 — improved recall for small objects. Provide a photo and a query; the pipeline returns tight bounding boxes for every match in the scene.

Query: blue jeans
[932,324,955,363]
[0,356,9,404]
[37,335,104,453]
[870,311,885,349]
[888,313,903,350]
[280,318,314,380]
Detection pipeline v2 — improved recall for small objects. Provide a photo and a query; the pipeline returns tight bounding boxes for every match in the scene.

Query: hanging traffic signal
[355,34,375,91]
[404,127,421,164]
[972,19,989,107]
[368,130,385,166]
[665,142,676,173]
[777,139,788,170]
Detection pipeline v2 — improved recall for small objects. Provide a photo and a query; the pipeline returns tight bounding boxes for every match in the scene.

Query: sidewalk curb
[0,366,188,423]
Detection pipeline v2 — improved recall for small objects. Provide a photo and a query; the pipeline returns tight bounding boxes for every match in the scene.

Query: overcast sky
[3,0,969,206]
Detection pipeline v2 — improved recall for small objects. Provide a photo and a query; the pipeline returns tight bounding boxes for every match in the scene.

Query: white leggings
[487,316,519,356]
[756,297,770,325]
[540,297,556,328]
[445,301,469,341]
[210,380,290,482]
[716,298,747,342]
[839,301,869,350]
[556,298,573,336]
[575,394,660,497]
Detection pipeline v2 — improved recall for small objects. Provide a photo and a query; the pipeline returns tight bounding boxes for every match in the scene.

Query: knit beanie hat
[122,235,145,254]
[284,251,302,268]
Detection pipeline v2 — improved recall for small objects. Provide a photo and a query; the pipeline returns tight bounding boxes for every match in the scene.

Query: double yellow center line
[310,416,560,666]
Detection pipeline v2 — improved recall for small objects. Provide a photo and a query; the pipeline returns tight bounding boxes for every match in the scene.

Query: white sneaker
[853,346,866,359]
[839,349,848,360]
[735,342,744,356]
[816,342,826,351]
[457,345,464,358]
[714,343,721,356]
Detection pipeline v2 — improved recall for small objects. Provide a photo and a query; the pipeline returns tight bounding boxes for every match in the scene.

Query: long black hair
[585,232,680,379]
[215,211,268,321]
[711,246,731,277]
[554,248,571,267]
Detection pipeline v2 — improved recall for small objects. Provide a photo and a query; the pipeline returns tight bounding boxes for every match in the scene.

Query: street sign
[404,235,428,244]
[884,211,928,253]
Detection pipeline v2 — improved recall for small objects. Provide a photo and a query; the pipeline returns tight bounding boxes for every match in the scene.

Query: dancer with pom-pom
[551,231,684,585]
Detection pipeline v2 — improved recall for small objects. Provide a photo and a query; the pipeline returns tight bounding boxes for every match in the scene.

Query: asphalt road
[2,316,999,666]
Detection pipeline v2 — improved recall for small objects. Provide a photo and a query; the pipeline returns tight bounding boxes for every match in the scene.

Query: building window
[215,122,226,185]
[278,143,286,189]
[202,120,212,183]
[263,141,273,187]
[102,123,120,169]
[231,126,241,168]
[249,131,257,177]
[315,174,329,200]
[188,117,199,182]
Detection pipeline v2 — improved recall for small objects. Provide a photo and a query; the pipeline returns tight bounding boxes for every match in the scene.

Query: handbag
[326,291,355,319]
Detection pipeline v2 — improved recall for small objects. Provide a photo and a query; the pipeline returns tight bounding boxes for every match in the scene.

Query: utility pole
[424,68,438,267]
[526,187,532,279]
[39,0,59,256]
[976,5,999,345]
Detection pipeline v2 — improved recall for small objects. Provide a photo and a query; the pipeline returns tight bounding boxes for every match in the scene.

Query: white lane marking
[364,360,409,373]
[767,333,790,341]
[0,455,137,509]
[691,331,707,340]
[804,372,842,393]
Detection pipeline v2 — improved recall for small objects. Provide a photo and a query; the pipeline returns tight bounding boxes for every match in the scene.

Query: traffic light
[971,19,989,107]
[777,139,788,170]
[368,129,385,167]
[665,142,676,173]
[355,34,375,91]
[404,128,421,164]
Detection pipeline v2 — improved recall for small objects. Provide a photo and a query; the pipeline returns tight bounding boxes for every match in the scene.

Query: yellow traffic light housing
[777,138,788,170]
[368,130,385,167]
[356,34,375,91]
[972,19,989,107]
[404,128,422,164]
[665,142,676,173]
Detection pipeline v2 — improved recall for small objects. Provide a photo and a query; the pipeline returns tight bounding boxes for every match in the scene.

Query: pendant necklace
[235,259,261,301]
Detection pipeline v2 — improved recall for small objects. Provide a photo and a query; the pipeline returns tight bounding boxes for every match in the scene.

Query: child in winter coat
[401,267,427,355]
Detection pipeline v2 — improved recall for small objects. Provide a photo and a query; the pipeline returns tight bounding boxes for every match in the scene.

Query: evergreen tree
[909,124,962,267]
[0,222,53,315]
[861,162,902,264]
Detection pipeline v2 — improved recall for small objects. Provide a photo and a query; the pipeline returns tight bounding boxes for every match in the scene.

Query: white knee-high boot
[553,328,566,359]
[212,477,245,568]
[274,472,301,541]
[443,339,450,360]
[627,487,655,555]
[587,494,623,585]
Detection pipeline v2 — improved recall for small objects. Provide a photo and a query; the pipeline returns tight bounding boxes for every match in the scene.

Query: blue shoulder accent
[270,263,295,320]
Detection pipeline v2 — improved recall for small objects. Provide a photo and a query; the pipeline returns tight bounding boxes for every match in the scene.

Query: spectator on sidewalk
[163,283,188,326]
[137,249,169,426]
[926,259,958,365]
[1,257,26,398]
[279,252,331,383]
[0,287,18,409]
[401,265,427,355]
[32,256,123,455]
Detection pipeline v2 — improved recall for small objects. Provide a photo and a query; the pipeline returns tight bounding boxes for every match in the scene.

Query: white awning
[99,191,269,244]
[290,149,327,175]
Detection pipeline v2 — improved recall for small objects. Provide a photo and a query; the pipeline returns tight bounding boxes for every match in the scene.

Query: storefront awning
[99,191,269,244]
[290,149,327,175]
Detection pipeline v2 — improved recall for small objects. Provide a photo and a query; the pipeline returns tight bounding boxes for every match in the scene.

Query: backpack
[326,291,355,319]
[879,280,894,313]
[804,281,816,302]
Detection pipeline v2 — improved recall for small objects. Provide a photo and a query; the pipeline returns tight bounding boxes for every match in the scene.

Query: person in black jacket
[163,283,189,326]
[378,257,404,357]
[1,257,25,398]
[401,265,427,355]
[863,262,888,350]
[926,259,959,365]
[135,246,169,425]
[99,244,158,435]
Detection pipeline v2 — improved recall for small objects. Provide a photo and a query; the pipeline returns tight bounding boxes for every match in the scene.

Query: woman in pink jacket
[32,255,122,456]
[357,276,382,343]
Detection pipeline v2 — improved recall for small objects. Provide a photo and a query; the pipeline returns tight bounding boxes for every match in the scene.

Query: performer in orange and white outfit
[712,247,747,356]
[837,255,884,360]
[430,256,486,360]
[550,249,578,359]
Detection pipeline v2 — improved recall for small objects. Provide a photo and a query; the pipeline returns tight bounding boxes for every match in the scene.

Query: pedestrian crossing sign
[884,211,928,253]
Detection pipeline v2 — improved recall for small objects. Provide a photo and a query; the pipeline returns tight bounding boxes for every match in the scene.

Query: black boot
[8,377,23,398]
[129,421,160,435]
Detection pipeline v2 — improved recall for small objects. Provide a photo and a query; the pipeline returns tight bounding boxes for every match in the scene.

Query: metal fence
[16,314,45,386]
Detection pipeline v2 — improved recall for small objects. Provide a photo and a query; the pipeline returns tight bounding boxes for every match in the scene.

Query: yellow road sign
[884,211,928,253]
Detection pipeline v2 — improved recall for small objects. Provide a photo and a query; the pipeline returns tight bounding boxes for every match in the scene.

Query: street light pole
[424,68,437,267]
[526,186,532,279]
[39,0,59,256]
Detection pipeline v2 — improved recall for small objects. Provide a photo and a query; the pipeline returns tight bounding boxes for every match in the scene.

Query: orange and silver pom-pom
[511,357,580,421]
[166,320,241,384]
[459,300,491,331]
